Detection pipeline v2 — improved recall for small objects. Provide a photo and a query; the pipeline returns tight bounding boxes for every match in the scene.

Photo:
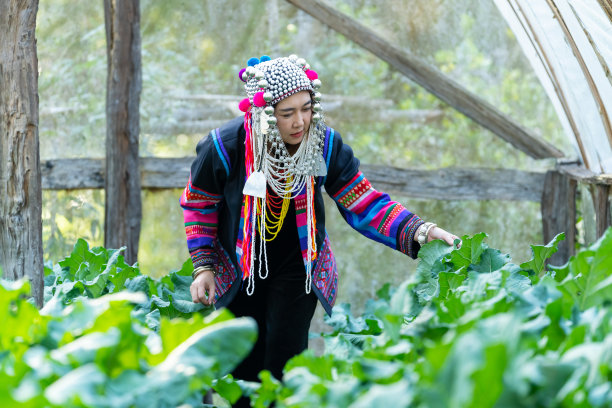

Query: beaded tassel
[241,112,255,283]
[257,194,269,280]
[305,176,317,293]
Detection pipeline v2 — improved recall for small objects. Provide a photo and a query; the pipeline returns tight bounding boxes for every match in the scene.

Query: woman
[181,54,459,391]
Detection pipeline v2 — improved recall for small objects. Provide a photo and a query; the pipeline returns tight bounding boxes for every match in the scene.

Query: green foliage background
[37,0,572,313]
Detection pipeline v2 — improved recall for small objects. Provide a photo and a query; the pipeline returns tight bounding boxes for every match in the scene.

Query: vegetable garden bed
[2,228,612,407]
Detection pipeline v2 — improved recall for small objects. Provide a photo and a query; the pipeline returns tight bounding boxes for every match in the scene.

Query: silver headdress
[239,55,327,199]
[237,54,326,295]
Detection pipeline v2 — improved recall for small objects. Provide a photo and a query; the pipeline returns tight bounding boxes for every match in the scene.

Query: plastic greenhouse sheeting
[494,0,612,173]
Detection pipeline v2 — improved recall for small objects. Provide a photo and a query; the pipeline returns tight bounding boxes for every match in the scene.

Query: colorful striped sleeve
[180,129,229,269]
[324,129,424,259]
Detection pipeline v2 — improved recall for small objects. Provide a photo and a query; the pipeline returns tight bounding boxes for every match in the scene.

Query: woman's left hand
[429,226,462,248]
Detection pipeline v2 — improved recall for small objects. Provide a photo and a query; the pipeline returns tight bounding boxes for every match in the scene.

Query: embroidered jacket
[180,116,424,315]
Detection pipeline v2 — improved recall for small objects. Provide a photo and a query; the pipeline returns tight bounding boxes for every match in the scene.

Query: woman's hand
[429,226,462,248]
[190,270,216,306]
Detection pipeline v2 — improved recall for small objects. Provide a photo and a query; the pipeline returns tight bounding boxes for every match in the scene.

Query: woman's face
[274,91,312,152]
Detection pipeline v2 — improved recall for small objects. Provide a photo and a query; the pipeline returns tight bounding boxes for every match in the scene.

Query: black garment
[227,194,318,407]
[186,117,423,315]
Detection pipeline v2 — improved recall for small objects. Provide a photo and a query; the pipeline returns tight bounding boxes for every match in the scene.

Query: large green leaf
[145,317,257,406]
[459,270,503,303]
[44,363,108,406]
[416,239,454,279]
[449,232,487,269]
[469,247,510,274]
[558,229,612,310]
[106,256,139,293]
[58,239,109,280]
[212,374,243,405]
[352,358,403,384]
[285,351,336,381]
[520,233,565,276]
[470,343,507,408]
[50,329,120,366]
[146,308,235,366]
[0,280,49,358]
[437,268,467,299]
[503,264,532,295]
[351,380,414,408]
[325,303,372,335]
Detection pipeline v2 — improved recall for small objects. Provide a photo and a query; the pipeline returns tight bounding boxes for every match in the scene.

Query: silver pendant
[316,155,327,177]
[243,171,267,198]
[260,112,270,135]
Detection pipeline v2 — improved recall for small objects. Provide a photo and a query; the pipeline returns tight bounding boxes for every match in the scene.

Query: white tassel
[258,196,269,280]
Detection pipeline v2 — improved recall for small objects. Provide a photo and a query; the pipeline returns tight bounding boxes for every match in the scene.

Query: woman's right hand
[190,270,216,306]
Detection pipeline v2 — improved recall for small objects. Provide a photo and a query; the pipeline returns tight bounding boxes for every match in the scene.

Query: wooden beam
[41,158,546,202]
[285,0,564,160]
[41,158,105,190]
[556,162,612,185]
[541,170,576,266]
[104,0,142,265]
[361,165,545,201]
[0,0,44,307]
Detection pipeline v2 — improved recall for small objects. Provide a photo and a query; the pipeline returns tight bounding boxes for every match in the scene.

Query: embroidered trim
[180,177,222,209]
[211,129,231,176]
[398,216,424,257]
[320,127,334,186]
[313,235,338,309]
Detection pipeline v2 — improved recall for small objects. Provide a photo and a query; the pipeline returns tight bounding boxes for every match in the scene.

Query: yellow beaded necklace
[256,178,291,241]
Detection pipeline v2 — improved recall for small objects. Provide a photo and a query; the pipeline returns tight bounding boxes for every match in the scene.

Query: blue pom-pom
[260,55,271,62]
[247,57,260,66]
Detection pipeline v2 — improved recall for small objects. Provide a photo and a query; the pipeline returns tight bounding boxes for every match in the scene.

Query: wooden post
[590,184,611,239]
[541,170,576,266]
[103,0,142,264]
[0,0,44,307]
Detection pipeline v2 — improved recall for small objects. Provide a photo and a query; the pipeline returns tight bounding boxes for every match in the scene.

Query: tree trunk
[103,0,142,265]
[0,0,44,307]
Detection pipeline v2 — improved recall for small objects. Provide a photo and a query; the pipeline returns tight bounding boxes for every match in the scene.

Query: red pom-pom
[238,98,251,112]
[253,92,266,107]
[305,70,318,80]
[238,68,247,82]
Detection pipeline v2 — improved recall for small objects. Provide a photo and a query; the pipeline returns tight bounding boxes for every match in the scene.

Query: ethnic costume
[180,55,425,386]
